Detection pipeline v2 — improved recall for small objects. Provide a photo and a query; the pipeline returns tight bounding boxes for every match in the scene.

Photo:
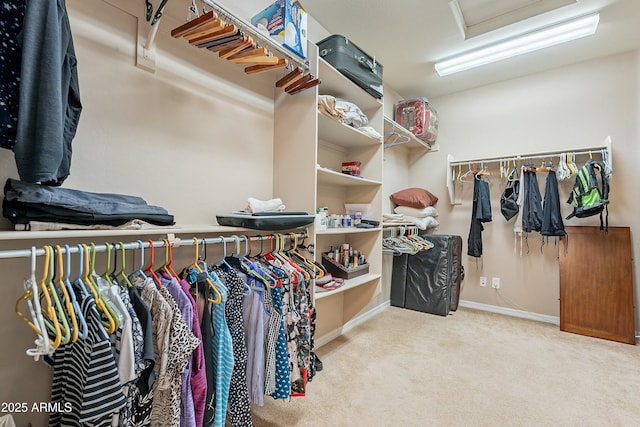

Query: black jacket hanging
[522,168,542,233]
[541,170,566,237]
[467,175,492,258]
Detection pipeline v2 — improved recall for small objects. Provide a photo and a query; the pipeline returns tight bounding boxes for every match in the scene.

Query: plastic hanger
[116,242,134,287]
[130,240,148,281]
[187,237,222,304]
[44,246,71,345]
[15,246,55,357]
[63,244,89,340]
[54,245,80,342]
[99,243,115,286]
[143,239,162,286]
[160,239,180,280]
[287,234,318,279]
[87,243,118,333]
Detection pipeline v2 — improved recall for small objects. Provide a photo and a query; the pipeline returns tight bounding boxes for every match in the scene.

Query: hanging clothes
[213,267,253,427]
[184,267,217,427]
[15,0,82,185]
[522,168,543,233]
[207,272,234,427]
[467,175,492,258]
[159,272,198,427]
[541,170,566,238]
[242,278,270,406]
[48,285,126,427]
[126,283,155,427]
[0,0,25,149]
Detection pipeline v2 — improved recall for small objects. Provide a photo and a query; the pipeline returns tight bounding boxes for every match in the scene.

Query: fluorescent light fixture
[435,12,600,76]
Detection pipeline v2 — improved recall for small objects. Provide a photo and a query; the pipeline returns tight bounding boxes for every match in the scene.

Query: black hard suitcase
[404,234,463,316]
[390,254,409,308]
[317,35,383,99]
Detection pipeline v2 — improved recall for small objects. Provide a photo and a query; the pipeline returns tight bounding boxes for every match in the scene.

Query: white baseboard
[458,300,560,325]
[315,301,391,348]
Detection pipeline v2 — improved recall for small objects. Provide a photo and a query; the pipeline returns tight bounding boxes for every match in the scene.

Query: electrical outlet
[480,276,487,287]
[492,277,500,289]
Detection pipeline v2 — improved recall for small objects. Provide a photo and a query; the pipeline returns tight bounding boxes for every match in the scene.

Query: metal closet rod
[0,231,307,260]
[449,147,608,168]
[201,0,310,71]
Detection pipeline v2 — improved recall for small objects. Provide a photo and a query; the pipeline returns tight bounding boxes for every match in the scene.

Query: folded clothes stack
[2,178,175,229]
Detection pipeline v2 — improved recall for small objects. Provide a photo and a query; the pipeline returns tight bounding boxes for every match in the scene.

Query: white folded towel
[246,197,286,213]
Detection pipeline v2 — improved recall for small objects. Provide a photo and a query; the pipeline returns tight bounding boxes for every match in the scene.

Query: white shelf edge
[0,224,260,241]
[316,227,382,235]
[314,273,381,300]
[316,166,382,186]
[383,115,432,151]
[318,112,383,147]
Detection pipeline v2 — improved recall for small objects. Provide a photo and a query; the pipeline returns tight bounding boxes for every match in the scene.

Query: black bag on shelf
[317,35,383,99]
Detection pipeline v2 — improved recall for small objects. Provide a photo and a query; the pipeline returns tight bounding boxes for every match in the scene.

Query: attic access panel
[450,0,577,39]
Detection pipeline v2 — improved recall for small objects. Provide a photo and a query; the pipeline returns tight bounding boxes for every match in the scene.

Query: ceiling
[297,0,640,99]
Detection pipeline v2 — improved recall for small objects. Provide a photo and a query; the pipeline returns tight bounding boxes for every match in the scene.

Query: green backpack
[566,159,610,231]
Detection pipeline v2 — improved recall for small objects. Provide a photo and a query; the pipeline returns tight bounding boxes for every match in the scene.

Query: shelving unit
[383,115,433,151]
[317,166,382,186]
[314,273,382,300]
[313,57,384,344]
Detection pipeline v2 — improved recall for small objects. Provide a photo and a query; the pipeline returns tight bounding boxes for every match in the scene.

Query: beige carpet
[250,306,640,427]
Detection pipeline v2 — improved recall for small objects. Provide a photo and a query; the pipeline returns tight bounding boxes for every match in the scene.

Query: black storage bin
[317,35,383,99]
[404,234,463,316]
[390,254,409,308]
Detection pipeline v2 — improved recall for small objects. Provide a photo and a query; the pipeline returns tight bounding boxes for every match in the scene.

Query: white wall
[410,49,640,323]
[0,0,279,229]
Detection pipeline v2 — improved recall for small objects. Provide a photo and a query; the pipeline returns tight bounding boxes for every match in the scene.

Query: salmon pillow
[390,187,438,208]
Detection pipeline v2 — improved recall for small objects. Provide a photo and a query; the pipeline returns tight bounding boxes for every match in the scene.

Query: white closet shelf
[383,115,433,151]
[318,113,382,148]
[314,273,381,300]
[319,58,383,112]
[316,227,381,236]
[317,166,382,187]
[0,224,254,241]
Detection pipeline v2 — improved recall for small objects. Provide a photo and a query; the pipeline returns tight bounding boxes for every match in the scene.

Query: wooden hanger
[226,47,278,65]
[283,73,313,92]
[182,19,225,42]
[287,77,321,95]
[218,37,254,59]
[198,33,244,50]
[171,10,217,38]
[189,24,238,46]
[276,67,303,88]
[245,58,288,75]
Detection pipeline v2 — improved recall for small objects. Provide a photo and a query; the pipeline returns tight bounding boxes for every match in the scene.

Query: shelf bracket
[136,16,159,73]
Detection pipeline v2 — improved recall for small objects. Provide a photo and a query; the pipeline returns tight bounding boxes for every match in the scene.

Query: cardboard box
[251,0,307,59]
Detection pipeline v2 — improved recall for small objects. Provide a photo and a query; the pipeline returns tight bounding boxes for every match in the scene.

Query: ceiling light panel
[435,12,600,76]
